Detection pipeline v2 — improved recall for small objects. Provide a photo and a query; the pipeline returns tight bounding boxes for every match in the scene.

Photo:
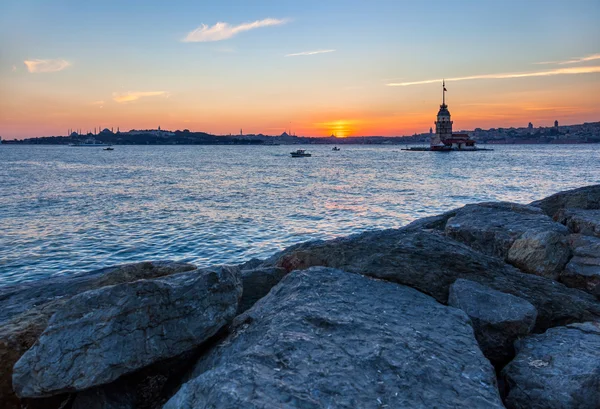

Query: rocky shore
[1,185,599,409]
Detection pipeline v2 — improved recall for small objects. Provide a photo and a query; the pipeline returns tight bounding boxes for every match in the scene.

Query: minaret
[431,80,453,148]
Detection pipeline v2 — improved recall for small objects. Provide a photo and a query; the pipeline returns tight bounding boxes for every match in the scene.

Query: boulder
[0,261,196,409]
[263,229,600,331]
[444,202,570,277]
[556,208,600,238]
[238,266,287,314]
[165,267,504,409]
[506,230,571,279]
[12,265,242,398]
[502,321,600,409]
[560,234,600,298]
[530,184,600,218]
[448,279,537,366]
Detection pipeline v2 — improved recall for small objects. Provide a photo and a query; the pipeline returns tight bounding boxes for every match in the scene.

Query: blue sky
[1,0,599,138]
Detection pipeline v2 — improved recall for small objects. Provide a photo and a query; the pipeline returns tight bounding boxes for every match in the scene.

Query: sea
[1,144,599,285]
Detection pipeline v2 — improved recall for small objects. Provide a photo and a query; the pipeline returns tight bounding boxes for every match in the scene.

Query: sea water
[1,144,599,285]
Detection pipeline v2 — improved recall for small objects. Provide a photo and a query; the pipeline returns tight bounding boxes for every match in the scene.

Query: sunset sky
[1,0,599,139]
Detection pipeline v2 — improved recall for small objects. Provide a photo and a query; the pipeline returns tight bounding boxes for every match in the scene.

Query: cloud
[386,66,600,87]
[535,53,600,65]
[183,18,289,42]
[24,59,71,73]
[285,49,335,57]
[112,91,168,103]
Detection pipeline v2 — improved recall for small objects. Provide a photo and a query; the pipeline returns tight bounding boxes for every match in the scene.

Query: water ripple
[1,144,599,285]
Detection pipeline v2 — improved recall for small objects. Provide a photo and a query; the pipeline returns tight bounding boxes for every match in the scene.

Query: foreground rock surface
[165,267,504,409]
[530,184,600,218]
[0,261,196,409]
[12,266,242,398]
[561,234,600,298]
[263,229,600,331]
[444,202,570,278]
[556,208,600,238]
[502,321,600,409]
[448,279,537,366]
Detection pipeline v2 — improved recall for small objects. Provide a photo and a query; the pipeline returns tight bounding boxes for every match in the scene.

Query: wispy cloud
[386,66,600,87]
[112,91,168,103]
[24,59,71,73]
[183,18,289,42]
[535,53,600,65]
[285,49,335,57]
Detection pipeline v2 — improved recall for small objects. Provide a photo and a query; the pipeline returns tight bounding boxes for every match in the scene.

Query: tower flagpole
[442,79,446,105]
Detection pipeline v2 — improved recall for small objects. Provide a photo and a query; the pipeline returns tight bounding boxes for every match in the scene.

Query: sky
[0,0,599,139]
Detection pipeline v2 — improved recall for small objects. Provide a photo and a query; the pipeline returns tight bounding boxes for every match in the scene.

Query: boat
[103,146,114,151]
[332,146,340,151]
[290,149,311,157]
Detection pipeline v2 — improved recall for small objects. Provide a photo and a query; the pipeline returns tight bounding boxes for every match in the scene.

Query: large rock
[556,208,600,238]
[165,267,504,409]
[12,265,242,398]
[448,279,537,366]
[0,261,196,409]
[444,202,570,278]
[531,184,600,218]
[560,234,600,298]
[502,321,600,409]
[263,229,600,331]
[506,230,571,279]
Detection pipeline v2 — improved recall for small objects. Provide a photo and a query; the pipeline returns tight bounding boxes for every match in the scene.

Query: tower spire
[442,79,446,106]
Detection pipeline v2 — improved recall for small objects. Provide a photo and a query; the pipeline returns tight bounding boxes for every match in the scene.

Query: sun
[323,120,353,138]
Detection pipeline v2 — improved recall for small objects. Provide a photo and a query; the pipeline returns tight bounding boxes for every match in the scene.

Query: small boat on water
[103,147,114,151]
[332,146,340,151]
[290,149,311,157]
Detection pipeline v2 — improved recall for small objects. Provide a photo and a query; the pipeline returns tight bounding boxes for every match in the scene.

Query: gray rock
[444,202,570,277]
[560,234,600,298]
[502,321,600,409]
[402,208,460,232]
[238,266,287,314]
[448,279,537,366]
[556,208,600,238]
[506,230,571,279]
[12,265,242,398]
[0,261,196,409]
[264,229,600,331]
[165,267,504,409]
[530,184,600,218]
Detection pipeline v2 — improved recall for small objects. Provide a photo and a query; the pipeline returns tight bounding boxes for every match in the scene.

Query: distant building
[554,120,559,128]
[431,81,476,151]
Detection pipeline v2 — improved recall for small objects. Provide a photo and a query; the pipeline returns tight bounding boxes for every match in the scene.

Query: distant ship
[290,149,312,157]
[69,138,109,147]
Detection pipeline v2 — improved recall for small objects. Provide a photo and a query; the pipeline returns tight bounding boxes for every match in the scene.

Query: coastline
[1,185,599,408]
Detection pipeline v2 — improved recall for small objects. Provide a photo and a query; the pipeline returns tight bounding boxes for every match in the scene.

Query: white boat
[290,149,311,157]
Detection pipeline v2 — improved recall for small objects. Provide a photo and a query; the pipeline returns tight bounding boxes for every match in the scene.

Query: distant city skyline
[1,0,599,139]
